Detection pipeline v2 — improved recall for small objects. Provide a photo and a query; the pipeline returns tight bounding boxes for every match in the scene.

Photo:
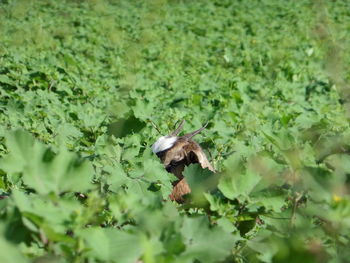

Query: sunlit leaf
[0,130,93,194]
[79,228,142,263]
[180,216,236,262]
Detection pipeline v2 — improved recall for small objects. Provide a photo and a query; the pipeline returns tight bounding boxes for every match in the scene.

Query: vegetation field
[1,0,350,262]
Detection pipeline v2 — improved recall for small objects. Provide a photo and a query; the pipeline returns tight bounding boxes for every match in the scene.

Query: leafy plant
[0,0,350,262]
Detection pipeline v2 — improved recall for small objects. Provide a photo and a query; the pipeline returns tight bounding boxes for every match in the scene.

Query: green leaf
[103,164,129,192]
[0,235,28,263]
[122,134,141,160]
[250,188,286,212]
[246,229,278,263]
[0,130,93,195]
[180,216,236,263]
[0,75,15,86]
[183,164,216,190]
[218,155,261,200]
[12,190,81,237]
[183,164,217,203]
[79,228,143,263]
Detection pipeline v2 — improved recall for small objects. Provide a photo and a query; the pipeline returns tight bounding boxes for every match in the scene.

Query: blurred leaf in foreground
[180,216,236,263]
[0,224,28,263]
[0,130,93,195]
[183,164,217,204]
[78,228,142,263]
[218,154,261,201]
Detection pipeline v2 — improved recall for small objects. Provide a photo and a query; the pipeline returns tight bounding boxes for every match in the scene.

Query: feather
[152,121,214,202]
[184,142,215,172]
[151,136,178,154]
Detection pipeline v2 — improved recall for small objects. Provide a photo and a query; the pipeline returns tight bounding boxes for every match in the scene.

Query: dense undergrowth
[0,0,350,262]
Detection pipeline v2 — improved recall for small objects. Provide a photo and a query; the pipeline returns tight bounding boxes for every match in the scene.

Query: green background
[0,0,349,262]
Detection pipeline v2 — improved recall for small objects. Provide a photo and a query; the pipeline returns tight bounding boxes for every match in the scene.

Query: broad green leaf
[183,164,217,203]
[1,0,350,262]
[183,164,216,190]
[246,229,278,263]
[103,164,129,192]
[79,228,142,263]
[12,190,81,237]
[218,155,261,200]
[180,216,236,262]
[0,75,15,86]
[250,189,286,212]
[0,235,28,263]
[122,134,141,160]
[0,130,93,194]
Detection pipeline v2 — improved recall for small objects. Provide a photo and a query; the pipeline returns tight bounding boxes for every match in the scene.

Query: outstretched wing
[185,141,215,172]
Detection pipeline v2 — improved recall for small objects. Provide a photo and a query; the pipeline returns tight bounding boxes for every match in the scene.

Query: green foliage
[180,216,236,263]
[0,130,94,194]
[1,0,350,262]
[78,228,142,263]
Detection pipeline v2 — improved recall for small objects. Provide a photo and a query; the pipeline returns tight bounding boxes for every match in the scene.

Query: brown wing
[169,142,215,202]
[184,141,215,172]
[155,138,215,203]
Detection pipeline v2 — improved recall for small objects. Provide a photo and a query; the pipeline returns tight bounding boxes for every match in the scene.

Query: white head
[151,120,185,154]
[151,120,214,171]
[151,136,178,154]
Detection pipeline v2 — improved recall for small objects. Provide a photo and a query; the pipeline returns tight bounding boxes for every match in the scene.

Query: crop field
[1,0,350,262]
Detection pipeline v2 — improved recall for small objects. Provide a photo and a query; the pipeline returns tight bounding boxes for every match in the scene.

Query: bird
[152,120,215,202]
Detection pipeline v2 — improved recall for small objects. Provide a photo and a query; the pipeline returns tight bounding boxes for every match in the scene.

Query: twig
[147,119,162,134]
[290,191,303,227]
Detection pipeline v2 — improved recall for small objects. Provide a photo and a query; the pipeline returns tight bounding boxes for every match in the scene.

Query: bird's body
[152,121,214,202]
